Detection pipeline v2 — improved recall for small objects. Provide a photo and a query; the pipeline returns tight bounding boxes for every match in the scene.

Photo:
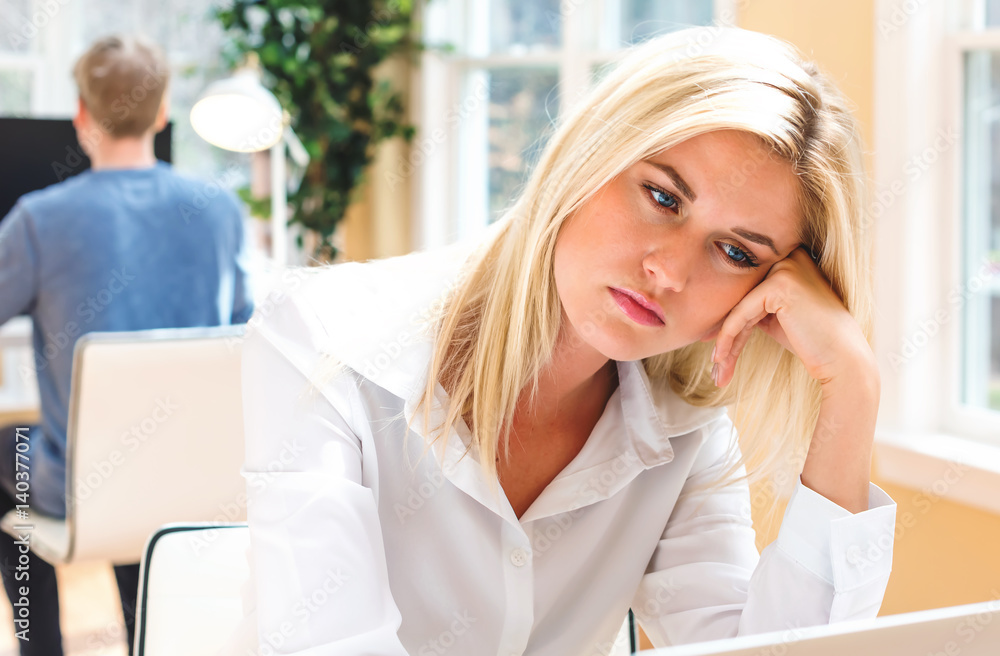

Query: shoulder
[14,172,93,218]
[245,238,480,395]
[157,163,242,213]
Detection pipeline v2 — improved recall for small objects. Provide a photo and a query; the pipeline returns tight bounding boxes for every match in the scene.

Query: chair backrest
[66,326,247,563]
[135,523,252,656]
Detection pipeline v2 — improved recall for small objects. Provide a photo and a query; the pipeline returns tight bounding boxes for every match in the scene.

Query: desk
[0,316,30,349]
[0,317,37,412]
[636,599,1000,655]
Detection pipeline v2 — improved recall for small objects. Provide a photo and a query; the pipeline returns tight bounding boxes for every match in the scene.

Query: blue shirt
[0,161,254,516]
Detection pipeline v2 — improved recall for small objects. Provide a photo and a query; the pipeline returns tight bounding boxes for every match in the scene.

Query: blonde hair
[407,26,871,494]
[73,34,169,138]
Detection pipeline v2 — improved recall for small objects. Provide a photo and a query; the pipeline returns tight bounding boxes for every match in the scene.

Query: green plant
[216,0,420,260]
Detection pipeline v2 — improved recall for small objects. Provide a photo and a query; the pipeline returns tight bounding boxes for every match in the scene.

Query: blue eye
[720,243,760,269]
[642,184,679,212]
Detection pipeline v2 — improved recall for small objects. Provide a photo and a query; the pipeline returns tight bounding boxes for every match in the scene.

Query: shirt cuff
[774,479,896,591]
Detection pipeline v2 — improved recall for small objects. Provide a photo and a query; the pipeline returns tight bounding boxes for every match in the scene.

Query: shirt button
[509,548,528,567]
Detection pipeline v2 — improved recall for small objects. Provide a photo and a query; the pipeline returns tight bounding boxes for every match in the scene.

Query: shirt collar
[382,340,724,467]
[386,345,724,526]
[615,358,726,466]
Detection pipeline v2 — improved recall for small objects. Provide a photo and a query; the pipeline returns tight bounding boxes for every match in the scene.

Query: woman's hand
[710,246,876,389]
[710,246,881,513]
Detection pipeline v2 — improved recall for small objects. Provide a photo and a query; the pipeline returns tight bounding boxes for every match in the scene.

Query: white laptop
[639,599,1000,655]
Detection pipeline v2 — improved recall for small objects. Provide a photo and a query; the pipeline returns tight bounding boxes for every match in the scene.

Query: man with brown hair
[0,34,253,655]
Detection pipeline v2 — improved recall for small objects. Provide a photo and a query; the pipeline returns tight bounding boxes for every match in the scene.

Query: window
[873,0,1000,443]
[415,0,733,249]
[961,47,1000,413]
[0,0,61,117]
[949,3,1000,425]
[0,0,243,181]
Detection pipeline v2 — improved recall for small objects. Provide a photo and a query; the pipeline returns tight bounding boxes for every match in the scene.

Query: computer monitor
[640,599,1000,656]
[0,117,172,220]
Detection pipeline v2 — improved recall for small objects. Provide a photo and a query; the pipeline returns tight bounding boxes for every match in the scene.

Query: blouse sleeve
[240,286,411,655]
[632,412,897,647]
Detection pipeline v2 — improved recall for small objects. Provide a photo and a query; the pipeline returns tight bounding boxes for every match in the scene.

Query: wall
[739,0,875,153]
[338,58,414,263]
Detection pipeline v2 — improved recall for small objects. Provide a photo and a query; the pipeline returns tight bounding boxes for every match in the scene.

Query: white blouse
[237,235,897,656]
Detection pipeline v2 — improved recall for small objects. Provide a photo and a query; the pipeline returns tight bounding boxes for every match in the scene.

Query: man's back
[0,161,253,516]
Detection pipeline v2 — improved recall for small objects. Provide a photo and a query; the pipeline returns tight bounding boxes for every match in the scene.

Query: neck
[89,135,157,171]
[517,319,618,426]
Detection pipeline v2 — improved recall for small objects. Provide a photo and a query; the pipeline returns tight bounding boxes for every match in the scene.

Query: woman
[240,26,896,655]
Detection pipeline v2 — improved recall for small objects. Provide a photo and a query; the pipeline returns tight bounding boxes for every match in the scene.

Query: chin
[608,327,701,362]
[585,330,659,363]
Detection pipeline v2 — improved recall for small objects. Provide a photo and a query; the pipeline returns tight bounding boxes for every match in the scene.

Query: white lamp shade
[190,71,284,153]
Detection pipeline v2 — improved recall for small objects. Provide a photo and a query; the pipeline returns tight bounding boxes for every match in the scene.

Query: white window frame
[0,0,80,116]
[948,27,1000,434]
[873,0,1000,513]
[412,0,738,250]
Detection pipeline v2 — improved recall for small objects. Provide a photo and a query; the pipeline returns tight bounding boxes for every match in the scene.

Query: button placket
[509,548,528,567]
[498,522,534,656]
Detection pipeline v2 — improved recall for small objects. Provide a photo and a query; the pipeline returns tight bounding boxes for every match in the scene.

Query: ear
[152,94,169,133]
[72,97,87,130]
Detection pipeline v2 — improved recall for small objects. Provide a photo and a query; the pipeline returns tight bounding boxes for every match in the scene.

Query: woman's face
[553,129,804,364]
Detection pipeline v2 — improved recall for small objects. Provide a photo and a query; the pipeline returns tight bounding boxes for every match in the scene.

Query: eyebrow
[644,160,780,256]
[732,228,779,256]
[646,162,697,202]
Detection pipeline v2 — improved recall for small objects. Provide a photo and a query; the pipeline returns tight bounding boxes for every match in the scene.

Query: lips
[610,287,665,327]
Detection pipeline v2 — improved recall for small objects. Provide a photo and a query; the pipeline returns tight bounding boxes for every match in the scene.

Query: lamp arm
[270,141,287,268]
[284,126,310,168]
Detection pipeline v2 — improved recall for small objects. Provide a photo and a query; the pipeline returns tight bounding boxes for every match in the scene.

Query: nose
[642,233,694,293]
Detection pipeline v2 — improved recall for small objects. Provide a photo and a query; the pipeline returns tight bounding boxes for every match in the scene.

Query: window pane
[992,296,1000,409]
[987,0,1000,26]
[620,0,715,45]
[458,67,558,229]
[591,60,616,86]
[80,0,137,41]
[962,51,1000,412]
[487,68,558,221]
[0,70,32,115]
[489,0,561,53]
[0,0,36,53]
[137,0,220,56]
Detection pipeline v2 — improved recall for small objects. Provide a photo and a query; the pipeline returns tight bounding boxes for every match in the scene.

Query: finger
[793,243,820,267]
[757,314,792,352]
[713,284,771,365]
[716,318,767,388]
[719,320,764,387]
[721,322,752,364]
[725,322,756,373]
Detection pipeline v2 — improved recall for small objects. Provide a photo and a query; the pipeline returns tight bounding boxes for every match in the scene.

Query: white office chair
[135,522,253,656]
[0,326,248,565]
